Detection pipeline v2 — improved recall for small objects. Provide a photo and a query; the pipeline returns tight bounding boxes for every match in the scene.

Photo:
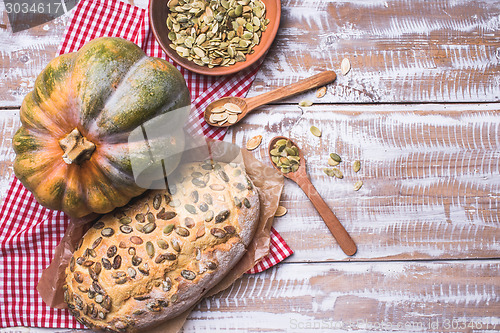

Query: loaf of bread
[63,161,260,332]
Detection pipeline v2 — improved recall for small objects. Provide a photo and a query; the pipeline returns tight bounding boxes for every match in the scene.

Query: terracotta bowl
[149,0,281,76]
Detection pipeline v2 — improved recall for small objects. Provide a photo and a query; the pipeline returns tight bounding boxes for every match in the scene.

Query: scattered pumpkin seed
[341,58,351,75]
[192,177,207,188]
[330,153,342,163]
[162,253,178,262]
[246,135,262,150]
[323,168,335,177]
[328,157,340,166]
[196,201,208,213]
[353,160,361,173]
[299,100,313,107]
[189,190,199,203]
[138,264,150,276]
[354,180,363,191]
[316,86,327,98]
[203,193,213,204]
[217,169,230,182]
[135,223,144,233]
[310,126,322,137]
[332,168,344,179]
[274,205,287,217]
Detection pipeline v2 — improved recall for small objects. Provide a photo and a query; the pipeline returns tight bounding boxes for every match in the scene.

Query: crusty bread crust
[63,162,259,332]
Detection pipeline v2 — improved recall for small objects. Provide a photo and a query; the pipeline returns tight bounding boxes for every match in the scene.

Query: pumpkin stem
[59,128,96,165]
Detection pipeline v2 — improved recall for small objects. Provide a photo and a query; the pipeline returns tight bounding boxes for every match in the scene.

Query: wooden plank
[228,103,500,261]
[0,0,149,108]
[0,104,498,261]
[4,260,500,332]
[249,0,500,103]
[2,0,499,107]
[186,260,500,332]
[0,0,70,107]
[0,110,19,201]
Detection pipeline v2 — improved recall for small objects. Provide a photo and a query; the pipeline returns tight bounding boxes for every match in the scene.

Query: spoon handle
[295,175,357,256]
[245,71,337,111]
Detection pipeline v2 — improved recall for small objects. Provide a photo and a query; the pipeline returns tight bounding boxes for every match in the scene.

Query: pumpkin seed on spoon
[267,136,357,256]
[204,71,338,127]
[269,139,300,174]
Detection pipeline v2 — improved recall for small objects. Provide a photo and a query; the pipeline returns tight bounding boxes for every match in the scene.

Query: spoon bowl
[268,136,307,180]
[204,97,248,127]
[268,135,357,256]
[205,71,337,127]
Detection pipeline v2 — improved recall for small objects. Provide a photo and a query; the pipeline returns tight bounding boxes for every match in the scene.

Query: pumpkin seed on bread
[63,161,260,332]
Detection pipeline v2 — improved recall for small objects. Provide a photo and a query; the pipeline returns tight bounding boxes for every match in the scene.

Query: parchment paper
[37,143,284,332]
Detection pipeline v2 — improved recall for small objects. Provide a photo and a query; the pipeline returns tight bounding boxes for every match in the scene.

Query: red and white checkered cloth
[0,0,292,329]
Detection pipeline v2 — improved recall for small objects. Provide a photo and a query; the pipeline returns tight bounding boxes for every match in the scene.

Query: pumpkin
[13,37,191,218]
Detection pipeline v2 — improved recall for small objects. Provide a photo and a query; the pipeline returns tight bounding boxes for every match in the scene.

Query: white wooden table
[0,0,499,332]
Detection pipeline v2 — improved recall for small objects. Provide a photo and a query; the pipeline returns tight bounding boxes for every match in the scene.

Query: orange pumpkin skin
[13,37,191,218]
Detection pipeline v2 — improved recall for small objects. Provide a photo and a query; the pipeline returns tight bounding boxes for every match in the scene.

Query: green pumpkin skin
[13,37,191,218]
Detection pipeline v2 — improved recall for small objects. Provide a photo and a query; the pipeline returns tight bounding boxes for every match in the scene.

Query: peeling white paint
[228,105,500,261]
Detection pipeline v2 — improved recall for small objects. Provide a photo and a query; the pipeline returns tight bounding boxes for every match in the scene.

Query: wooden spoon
[204,71,337,127]
[268,136,357,256]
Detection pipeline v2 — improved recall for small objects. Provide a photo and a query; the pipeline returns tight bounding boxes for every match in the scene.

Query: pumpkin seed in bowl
[166,0,269,68]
